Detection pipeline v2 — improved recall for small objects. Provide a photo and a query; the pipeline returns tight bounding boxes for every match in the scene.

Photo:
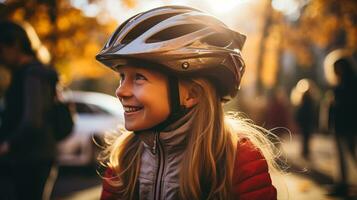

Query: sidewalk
[280,133,357,198]
[60,186,101,200]
[272,172,339,200]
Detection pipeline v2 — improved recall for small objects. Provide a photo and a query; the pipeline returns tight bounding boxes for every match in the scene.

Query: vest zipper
[152,132,158,154]
[153,131,165,200]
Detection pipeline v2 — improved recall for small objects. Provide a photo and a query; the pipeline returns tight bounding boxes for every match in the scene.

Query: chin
[125,123,145,132]
[124,125,135,131]
[124,123,157,132]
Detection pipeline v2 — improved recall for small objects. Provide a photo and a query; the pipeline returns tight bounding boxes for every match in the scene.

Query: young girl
[96,6,278,200]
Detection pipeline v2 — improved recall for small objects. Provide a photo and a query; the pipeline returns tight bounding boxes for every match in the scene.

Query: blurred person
[328,54,357,197]
[0,66,11,126]
[0,66,11,97]
[264,87,294,138]
[318,90,334,134]
[296,91,314,158]
[0,21,58,200]
[97,6,280,200]
[293,79,319,159]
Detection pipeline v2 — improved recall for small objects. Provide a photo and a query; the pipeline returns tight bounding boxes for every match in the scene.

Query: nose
[115,80,132,100]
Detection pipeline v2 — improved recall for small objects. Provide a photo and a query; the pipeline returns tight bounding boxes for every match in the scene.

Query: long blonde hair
[98,78,280,199]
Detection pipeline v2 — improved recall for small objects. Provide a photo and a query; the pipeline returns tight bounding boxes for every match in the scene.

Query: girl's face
[116,66,170,131]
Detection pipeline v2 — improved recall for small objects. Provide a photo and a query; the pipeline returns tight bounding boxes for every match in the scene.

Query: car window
[74,102,110,115]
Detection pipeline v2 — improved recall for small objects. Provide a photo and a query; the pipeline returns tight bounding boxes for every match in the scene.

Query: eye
[135,73,147,82]
[119,73,125,79]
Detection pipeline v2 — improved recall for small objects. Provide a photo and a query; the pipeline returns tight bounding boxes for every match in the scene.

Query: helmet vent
[121,13,179,44]
[108,13,141,48]
[201,32,232,47]
[146,24,206,43]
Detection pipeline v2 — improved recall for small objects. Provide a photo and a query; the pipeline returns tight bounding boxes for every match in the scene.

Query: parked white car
[56,91,124,166]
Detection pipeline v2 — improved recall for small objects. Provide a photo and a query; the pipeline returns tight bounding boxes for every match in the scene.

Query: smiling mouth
[123,106,143,113]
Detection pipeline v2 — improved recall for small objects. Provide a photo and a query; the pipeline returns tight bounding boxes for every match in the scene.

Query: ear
[180,82,199,108]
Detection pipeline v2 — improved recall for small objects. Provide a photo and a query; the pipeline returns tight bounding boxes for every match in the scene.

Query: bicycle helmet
[96,5,246,131]
[96,5,246,99]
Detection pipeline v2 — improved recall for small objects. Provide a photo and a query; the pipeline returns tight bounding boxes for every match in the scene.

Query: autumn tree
[1,0,118,88]
[264,0,357,91]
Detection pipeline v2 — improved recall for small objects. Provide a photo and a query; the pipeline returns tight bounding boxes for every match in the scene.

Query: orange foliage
[122,0,137,9]
[3,0,117,85]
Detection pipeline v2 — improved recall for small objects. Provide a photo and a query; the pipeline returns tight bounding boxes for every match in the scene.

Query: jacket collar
[138,108,195,152]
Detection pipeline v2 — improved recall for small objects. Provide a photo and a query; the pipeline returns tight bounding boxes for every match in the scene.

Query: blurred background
[0,0,356,199]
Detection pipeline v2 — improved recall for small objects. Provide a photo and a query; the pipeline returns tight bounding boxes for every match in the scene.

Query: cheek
[153,95,170,114]
[140,88,170,110]
[146,99,170,127]
[138,86,170,119]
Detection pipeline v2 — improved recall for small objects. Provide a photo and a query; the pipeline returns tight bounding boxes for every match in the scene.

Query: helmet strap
[168,75,181,115]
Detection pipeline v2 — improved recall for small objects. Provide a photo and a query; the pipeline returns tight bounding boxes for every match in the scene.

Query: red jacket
[101,138,277,200]
[231,138,277,200]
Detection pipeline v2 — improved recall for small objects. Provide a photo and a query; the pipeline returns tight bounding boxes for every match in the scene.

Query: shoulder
[232,138,277,200]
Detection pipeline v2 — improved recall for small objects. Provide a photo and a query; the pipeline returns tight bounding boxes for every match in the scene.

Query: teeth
[124,106,142,113]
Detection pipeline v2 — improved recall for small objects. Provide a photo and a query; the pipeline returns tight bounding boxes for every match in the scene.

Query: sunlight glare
[70,0,87,9]
[207,0,250,14]
[272,0,310,21]
[272,0,298,15]
[83,4,100,17]
[296,79,309,93]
